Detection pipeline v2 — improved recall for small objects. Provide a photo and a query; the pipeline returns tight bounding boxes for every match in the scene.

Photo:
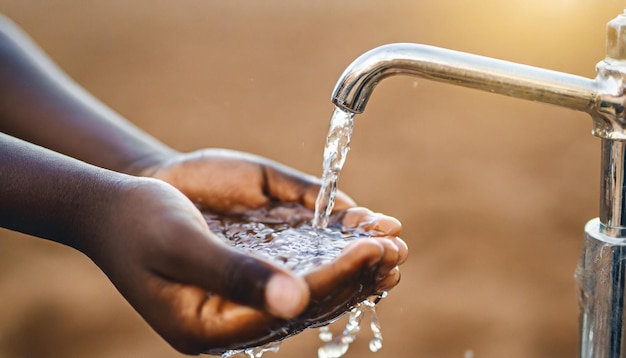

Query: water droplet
[345,320,360,333]
[318,342,349,358]
[370,321,381,335]
[340,334,355,344]
[319,327,333,342]
[220,341,281,358]
[369,337,383,352]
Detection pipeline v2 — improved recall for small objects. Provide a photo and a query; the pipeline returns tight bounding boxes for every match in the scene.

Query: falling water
[317,293,387,358]
[221,342,281,358]
[312,107,386,358]
[312,107,355,229]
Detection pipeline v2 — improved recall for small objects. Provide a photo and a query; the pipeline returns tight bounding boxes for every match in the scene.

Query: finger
[341,208,403,236]
[135,277,274,355]
[376,267,401,292]
[390,236,409,265]
[305,238,384,298]
[341,207,373,228]
[217,251,309,319]
[372,237,400,278]
[264,269,310,318]
[149,225,309,320]
[301,239,385,325]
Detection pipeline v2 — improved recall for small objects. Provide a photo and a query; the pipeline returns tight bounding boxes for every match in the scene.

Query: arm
[0,14,175,174]
[0,14,355,212]
[0,133,313,353]
[0,132,122,247]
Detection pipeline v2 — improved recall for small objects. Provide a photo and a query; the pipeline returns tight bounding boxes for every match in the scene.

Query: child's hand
[81,177,308,354]
[137,148,356,213]
[84,176,406,354]
[115,149,408,353]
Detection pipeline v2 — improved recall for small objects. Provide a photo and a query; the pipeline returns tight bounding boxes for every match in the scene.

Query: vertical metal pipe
[578,139,626,358]
[601,139,626,236]
[578,219,626,357]
[579,10,626,358]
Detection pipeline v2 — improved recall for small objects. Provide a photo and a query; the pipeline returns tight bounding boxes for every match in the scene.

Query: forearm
[0,14,176,174]
[0,132,126,249]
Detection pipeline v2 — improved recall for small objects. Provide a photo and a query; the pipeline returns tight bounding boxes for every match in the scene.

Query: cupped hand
[137,148,356,214]
[117,149,408,353]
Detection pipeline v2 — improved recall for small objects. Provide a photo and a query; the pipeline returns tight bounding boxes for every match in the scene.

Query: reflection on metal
[578,219,626,358]
[331,9,626,358]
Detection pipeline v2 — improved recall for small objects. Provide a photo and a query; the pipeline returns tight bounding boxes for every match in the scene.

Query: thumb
[152,229,310,319]
[214,248,311,319]
[263,164,356,211]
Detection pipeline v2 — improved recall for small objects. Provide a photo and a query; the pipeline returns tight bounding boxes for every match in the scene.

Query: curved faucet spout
[331,43,602,115]
[330,41,626,233]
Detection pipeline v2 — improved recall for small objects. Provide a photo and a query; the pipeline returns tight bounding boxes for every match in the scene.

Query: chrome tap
[331,10,626,358]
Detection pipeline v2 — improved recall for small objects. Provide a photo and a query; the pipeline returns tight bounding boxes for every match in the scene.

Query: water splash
[218,293,387,358]
[312,107,355,229]
[317,293,387,358]
[221,341,281,358]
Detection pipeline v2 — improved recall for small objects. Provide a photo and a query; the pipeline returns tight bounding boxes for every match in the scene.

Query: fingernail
[265,273,308,319]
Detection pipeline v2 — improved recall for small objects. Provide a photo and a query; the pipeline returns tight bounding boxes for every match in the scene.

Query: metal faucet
[331,10,626,358]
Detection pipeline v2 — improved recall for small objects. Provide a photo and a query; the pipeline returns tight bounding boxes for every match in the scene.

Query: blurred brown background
[0,1,624,357]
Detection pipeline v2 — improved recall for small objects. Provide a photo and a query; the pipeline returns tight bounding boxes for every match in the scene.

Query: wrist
[71,174,153,261]
[121,147,180,177]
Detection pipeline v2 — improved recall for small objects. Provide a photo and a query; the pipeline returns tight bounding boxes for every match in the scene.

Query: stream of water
[313,107,385,358]
[312,107,355,229]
